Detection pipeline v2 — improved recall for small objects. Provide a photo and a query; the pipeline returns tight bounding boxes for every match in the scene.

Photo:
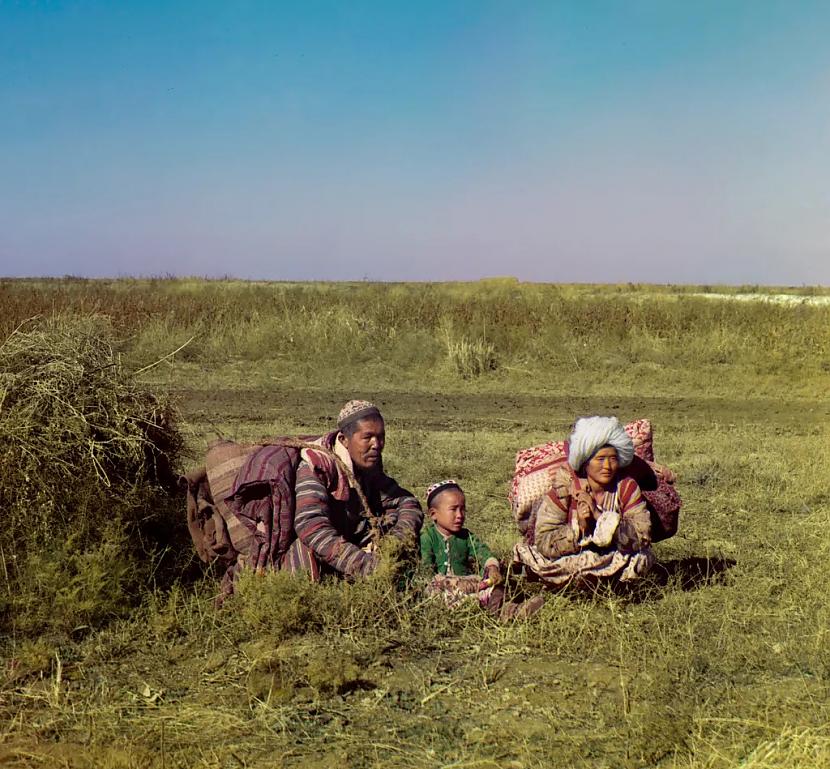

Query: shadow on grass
[651,555,737,590]
[517,554,737,604]
[618,555,737,604]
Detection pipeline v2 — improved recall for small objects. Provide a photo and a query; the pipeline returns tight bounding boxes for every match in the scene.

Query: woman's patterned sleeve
[619,478,651,544]
[534,493,579,558]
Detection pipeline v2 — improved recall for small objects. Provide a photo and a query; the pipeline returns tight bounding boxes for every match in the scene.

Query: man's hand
[358,552,379,577]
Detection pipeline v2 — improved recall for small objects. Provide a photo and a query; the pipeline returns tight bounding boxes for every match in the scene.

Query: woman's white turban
[567,416,634,472]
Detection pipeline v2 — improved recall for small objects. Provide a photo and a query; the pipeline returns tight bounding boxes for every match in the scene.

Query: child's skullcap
[426,479,463,507]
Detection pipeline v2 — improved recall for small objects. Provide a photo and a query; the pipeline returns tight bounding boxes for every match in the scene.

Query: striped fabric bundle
[181,438,264,570]
[226,442,306,572]
[205,439,259,555]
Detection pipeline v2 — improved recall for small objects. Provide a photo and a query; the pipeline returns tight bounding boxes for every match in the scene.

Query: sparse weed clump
[442,325,498,379]
[0,316,185,635]
[228,536,426,647]
[196,542,456,701]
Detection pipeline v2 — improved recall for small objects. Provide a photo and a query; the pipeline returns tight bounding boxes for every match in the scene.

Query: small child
[420,480,543,620]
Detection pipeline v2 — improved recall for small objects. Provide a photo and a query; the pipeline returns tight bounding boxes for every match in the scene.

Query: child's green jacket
[420,523,497,577]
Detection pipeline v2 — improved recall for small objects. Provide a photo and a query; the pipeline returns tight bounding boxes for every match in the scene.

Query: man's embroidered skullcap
[337,399,382,429]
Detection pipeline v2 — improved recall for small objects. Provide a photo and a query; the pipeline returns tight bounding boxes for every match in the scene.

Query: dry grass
[442,324,498,379]
[0,278,826,400]
[0,315,185,635]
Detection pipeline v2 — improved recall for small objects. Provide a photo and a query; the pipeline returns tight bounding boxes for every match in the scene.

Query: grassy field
[1,278,829,768]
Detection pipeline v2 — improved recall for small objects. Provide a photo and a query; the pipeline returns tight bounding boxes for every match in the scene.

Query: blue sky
[1,1,828,284]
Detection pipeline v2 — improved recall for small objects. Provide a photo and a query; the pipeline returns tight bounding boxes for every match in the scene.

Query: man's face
[340,416,385,472]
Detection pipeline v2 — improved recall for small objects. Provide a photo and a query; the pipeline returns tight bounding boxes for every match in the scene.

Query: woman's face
[584,446,619,489]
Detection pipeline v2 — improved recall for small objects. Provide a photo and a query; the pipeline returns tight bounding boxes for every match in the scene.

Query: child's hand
[480,564,503,589]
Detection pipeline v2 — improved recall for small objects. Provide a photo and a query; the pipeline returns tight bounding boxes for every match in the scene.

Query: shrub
[0,316,185,634]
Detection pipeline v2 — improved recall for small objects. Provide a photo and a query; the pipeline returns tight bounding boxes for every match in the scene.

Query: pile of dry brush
[0,316,185,635]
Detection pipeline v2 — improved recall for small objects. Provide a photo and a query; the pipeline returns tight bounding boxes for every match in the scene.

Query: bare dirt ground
[172,387,828,434]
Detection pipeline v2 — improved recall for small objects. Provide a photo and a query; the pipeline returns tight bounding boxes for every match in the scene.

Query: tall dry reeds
[0,279,825,366]
[1,279,826,383]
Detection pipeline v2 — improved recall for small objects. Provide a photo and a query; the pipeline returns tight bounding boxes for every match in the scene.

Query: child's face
[430,489,466,536]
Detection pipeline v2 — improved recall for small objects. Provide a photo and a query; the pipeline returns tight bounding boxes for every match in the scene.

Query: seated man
[281,400,423,580]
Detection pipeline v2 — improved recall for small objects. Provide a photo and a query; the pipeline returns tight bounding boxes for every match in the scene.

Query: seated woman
[512,416,655,588]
